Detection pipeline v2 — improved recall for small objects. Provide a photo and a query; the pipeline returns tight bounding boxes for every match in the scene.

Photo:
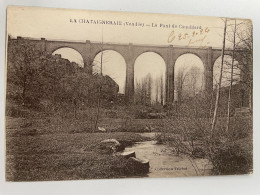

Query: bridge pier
[205,47,213,95]
[125,43,135,104]
[167,45,175,105]
[82,40,93,74]
[40,38,47,51]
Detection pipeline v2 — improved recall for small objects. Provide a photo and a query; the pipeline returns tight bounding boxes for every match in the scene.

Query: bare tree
[147,73,152,106]
[139,73,152,106]
[185,66,203,97]
[211,18,227,136]
[160,74,164,105]
[175,66,188,104]
[93,27,105,132]
[155,77,159,104]
[226,19,237,132]
[234,20,253,110]
[221,19,253,110]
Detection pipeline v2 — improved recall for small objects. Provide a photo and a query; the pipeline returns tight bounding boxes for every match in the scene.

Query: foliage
[6,38,119,118]
[211,140,253,175]
[7,39,42,107]
[155,115,253,175]
[135,73,152,106]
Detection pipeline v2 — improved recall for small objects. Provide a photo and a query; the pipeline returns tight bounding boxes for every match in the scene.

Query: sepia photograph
[5,6,253,182]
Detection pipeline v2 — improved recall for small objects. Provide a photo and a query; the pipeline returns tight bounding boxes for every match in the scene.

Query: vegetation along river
[124,133,213,177]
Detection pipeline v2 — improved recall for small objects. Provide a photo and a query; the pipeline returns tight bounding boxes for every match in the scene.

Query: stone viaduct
[15,36,238,104]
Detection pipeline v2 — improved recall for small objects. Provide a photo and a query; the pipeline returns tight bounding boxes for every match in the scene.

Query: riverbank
[6,118,151,181]
[125,135,213,177]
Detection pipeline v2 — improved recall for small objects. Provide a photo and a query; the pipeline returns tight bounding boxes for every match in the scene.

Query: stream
[124,133,213,177]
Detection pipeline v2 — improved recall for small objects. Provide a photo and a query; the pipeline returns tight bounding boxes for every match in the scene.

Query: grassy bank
[6,117,150,181]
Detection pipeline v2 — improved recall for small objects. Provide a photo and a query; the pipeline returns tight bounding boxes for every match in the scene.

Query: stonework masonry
[14,37,242,104]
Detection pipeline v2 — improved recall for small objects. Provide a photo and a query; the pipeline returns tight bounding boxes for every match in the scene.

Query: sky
[7,6,227,46]
[7,6,248,100]
[92,50,126,93]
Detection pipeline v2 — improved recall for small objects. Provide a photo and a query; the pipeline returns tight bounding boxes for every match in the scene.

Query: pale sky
[213,55,240,88]
[174,54,204,91]
[134,52,166,101]
[92,50,126,93]
[7,6,227,47]
[53,48,84,66]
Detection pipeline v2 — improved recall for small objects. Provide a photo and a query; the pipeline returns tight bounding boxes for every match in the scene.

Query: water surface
[125,133,213,177]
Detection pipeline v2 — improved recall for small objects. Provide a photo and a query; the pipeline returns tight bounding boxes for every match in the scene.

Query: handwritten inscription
[168,27,210,48]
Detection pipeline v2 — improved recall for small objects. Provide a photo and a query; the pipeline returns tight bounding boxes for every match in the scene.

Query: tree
[154,74,164,105]
[155,77,159,104]
[175,66,188,104]
[234,20,253,110]
[226,19,237,132]
[7,38,42,106]
[160,74,164,105]
[134,79,142,104]
[211,18,227,136]
[185,66,203,97]
[142,73,152,106]
[134,73,153,106]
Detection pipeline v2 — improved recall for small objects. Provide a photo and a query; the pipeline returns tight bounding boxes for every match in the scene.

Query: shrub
[211,142,253,175]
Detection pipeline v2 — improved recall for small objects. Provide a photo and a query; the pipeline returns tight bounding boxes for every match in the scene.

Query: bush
[211,142,253,175]
[155,116,253,175]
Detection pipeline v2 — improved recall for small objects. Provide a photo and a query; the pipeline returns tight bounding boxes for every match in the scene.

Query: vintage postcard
[5,6,253,181]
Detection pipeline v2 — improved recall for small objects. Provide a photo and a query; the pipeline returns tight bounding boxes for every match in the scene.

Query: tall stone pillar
[40,38,46,52]
[17,36,22,43]
[125,43,135,104]
[205,47,213,95]
[84,40,93,74]
[167,45,174,105]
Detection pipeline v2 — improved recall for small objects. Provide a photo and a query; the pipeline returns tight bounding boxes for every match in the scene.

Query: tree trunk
[160,75,164,105]
[94,86,101,132]
[22,75,27,106]
[226,19,236,132]
[74,98,77,119]
[210,18,227,136]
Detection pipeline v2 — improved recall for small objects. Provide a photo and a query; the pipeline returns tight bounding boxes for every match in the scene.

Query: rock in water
[120,151,136,158]
[99,139,121,154]
[98,127,106,132]
[100,139,120,145]
[127,157,150,174]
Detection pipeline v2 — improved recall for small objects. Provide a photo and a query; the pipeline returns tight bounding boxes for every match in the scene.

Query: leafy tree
[7,38,42,107]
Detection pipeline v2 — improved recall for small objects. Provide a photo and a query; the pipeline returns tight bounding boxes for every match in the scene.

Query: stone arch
[213,54,241,88]
[133,50,168,64]
[51,46,85,67]
[92,49,127,62]
[92,49,127,94]
[50,46,83,55]
[173,53,205,101]
[133,51,167,105]
[173,51,206,69]
[212,53,241,67]
[90,44,129,64]
[212,50,244,69]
